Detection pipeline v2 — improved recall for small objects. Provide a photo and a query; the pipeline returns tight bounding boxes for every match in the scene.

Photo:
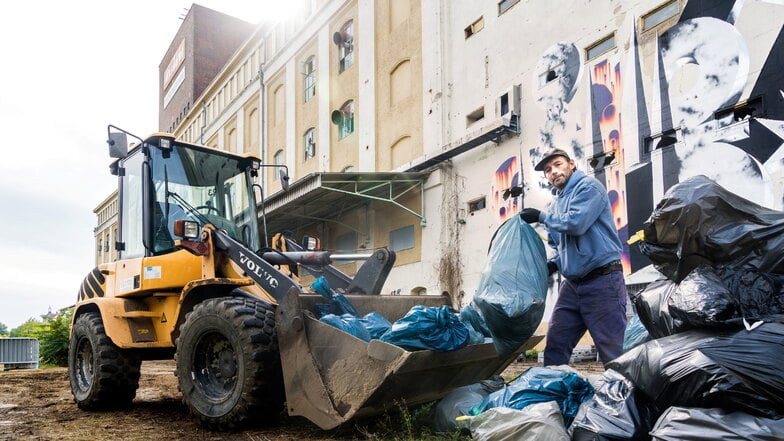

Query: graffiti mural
[490,156,521,222]
[494,0,784,276]
[589,56,631,270]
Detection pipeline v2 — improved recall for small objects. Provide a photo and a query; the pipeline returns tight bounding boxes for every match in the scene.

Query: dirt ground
[0,359,605,441]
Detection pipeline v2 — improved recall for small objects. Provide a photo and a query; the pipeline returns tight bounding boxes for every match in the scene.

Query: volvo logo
[238,251,279,289]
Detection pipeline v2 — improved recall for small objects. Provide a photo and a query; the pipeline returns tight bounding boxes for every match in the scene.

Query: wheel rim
[75,336,94,392]
[193,331,238,401]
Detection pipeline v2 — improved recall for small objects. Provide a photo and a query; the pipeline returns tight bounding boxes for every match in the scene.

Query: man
[519,148,627,366]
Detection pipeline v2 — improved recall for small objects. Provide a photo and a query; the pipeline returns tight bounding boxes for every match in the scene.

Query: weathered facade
[97,0,784,323]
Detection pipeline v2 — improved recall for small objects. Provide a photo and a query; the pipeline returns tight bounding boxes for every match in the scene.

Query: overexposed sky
[0,1,296,330]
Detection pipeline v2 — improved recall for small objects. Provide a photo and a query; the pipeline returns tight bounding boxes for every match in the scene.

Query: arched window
[304,128,316,160]
[273,149,284,180]
[336,20,354,73]
[303,56,316,102]
[335,100,354,139]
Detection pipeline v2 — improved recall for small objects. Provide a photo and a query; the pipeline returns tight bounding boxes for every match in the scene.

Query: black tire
[68,312,142,409]
[175,297,285,430]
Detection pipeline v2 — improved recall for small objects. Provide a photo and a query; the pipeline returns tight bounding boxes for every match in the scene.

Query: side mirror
[107,131,129,159]
[279,169,290,192]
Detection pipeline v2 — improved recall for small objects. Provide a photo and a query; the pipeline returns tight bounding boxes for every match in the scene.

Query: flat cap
[534,148,571,171]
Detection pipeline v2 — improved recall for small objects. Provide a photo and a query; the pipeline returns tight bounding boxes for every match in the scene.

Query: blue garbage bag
[358,311,391,339]
[623,315,651,352]
[470,366,594,427]
[472,217,548,356]
[319,313,371,341]
[460,303,493,337]
[379,305,471,352]
[311,275,358,316]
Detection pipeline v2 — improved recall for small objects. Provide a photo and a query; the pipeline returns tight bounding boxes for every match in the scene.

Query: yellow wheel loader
[68,127,542,430]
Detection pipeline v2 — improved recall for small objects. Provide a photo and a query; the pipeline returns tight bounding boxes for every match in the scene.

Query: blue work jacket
[538,170,622,280]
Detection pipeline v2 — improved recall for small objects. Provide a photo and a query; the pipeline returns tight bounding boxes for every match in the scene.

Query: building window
[336,20,354,73]
[273,149,284,180]
[304,128,316,160]
[390,225,414,252]
[642,1,680,31]
[468,197,486,213]
[334,100,354,139]
[303,56,316,102]
[498,0,520,15]
[586,34,616,61]
[464,16,484,38]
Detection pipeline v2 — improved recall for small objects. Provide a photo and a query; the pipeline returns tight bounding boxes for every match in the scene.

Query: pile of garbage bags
[437,176,784,440]
[574,176,784,440]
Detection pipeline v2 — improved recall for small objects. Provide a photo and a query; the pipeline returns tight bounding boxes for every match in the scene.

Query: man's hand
[547,261,558,276]
[519,208,541,224]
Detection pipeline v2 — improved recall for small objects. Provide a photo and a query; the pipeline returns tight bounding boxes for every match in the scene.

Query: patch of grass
[355,401,470,441]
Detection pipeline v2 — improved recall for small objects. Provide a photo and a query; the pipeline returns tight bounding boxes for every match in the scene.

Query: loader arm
[210,228,322,302]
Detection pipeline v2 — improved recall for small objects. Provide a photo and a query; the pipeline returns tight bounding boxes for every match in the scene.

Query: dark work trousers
[543,270,627,366]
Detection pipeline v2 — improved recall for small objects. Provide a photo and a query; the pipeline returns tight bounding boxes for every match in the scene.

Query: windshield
[149,144,259,254]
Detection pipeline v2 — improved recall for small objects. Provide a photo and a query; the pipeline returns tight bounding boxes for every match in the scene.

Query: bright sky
[0,1,296,330]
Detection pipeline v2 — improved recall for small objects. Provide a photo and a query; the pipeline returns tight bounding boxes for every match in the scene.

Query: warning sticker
[119,277,134,293]
[144,266,162,279]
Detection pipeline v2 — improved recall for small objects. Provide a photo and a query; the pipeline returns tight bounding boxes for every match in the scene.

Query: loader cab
[110,132,261,259]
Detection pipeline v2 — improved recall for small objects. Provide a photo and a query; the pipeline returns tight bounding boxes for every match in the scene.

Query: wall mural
[491,156,521,222]
[495,0,784,275]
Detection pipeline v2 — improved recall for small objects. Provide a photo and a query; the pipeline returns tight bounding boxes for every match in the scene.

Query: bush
[40,309,72,366]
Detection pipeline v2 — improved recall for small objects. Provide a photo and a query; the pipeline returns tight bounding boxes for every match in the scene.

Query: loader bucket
[276,288,544,430]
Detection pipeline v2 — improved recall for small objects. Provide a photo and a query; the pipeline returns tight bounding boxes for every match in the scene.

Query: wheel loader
[68,127,542,430]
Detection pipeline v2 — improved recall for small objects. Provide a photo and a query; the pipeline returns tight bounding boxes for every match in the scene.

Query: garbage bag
[633,266,784,338]
[630,280,684,338]
[472,217,548,356]
[379,305,470,352]
[358,311,391,340]
[666,265,739,330]
[638,175,784,282]
[432,376,505,434]
[471,366,594,427]
[459,303,493,337]
[319,313,371,341]
[622,315,650,352]
[607,323,784,418]
[311,275,358,316]
[714,266,784,323]
[569,369,658,441]
[650,407,784,441]
[470,402,570,441]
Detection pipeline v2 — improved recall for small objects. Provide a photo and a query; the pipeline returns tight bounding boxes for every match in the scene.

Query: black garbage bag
[638,175,784,282]
[569,369,658,441]
[715,266,784,323]
[650,407,784,441]
[607,323,784,418]
[432,376,505,434]
[666,265,738,329]
[633,266,784,338]
[630,280,684,338]
[471,217,548,356]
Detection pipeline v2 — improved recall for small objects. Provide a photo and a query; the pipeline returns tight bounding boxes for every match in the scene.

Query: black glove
[519,208,541,224]
[547,261,558,276]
